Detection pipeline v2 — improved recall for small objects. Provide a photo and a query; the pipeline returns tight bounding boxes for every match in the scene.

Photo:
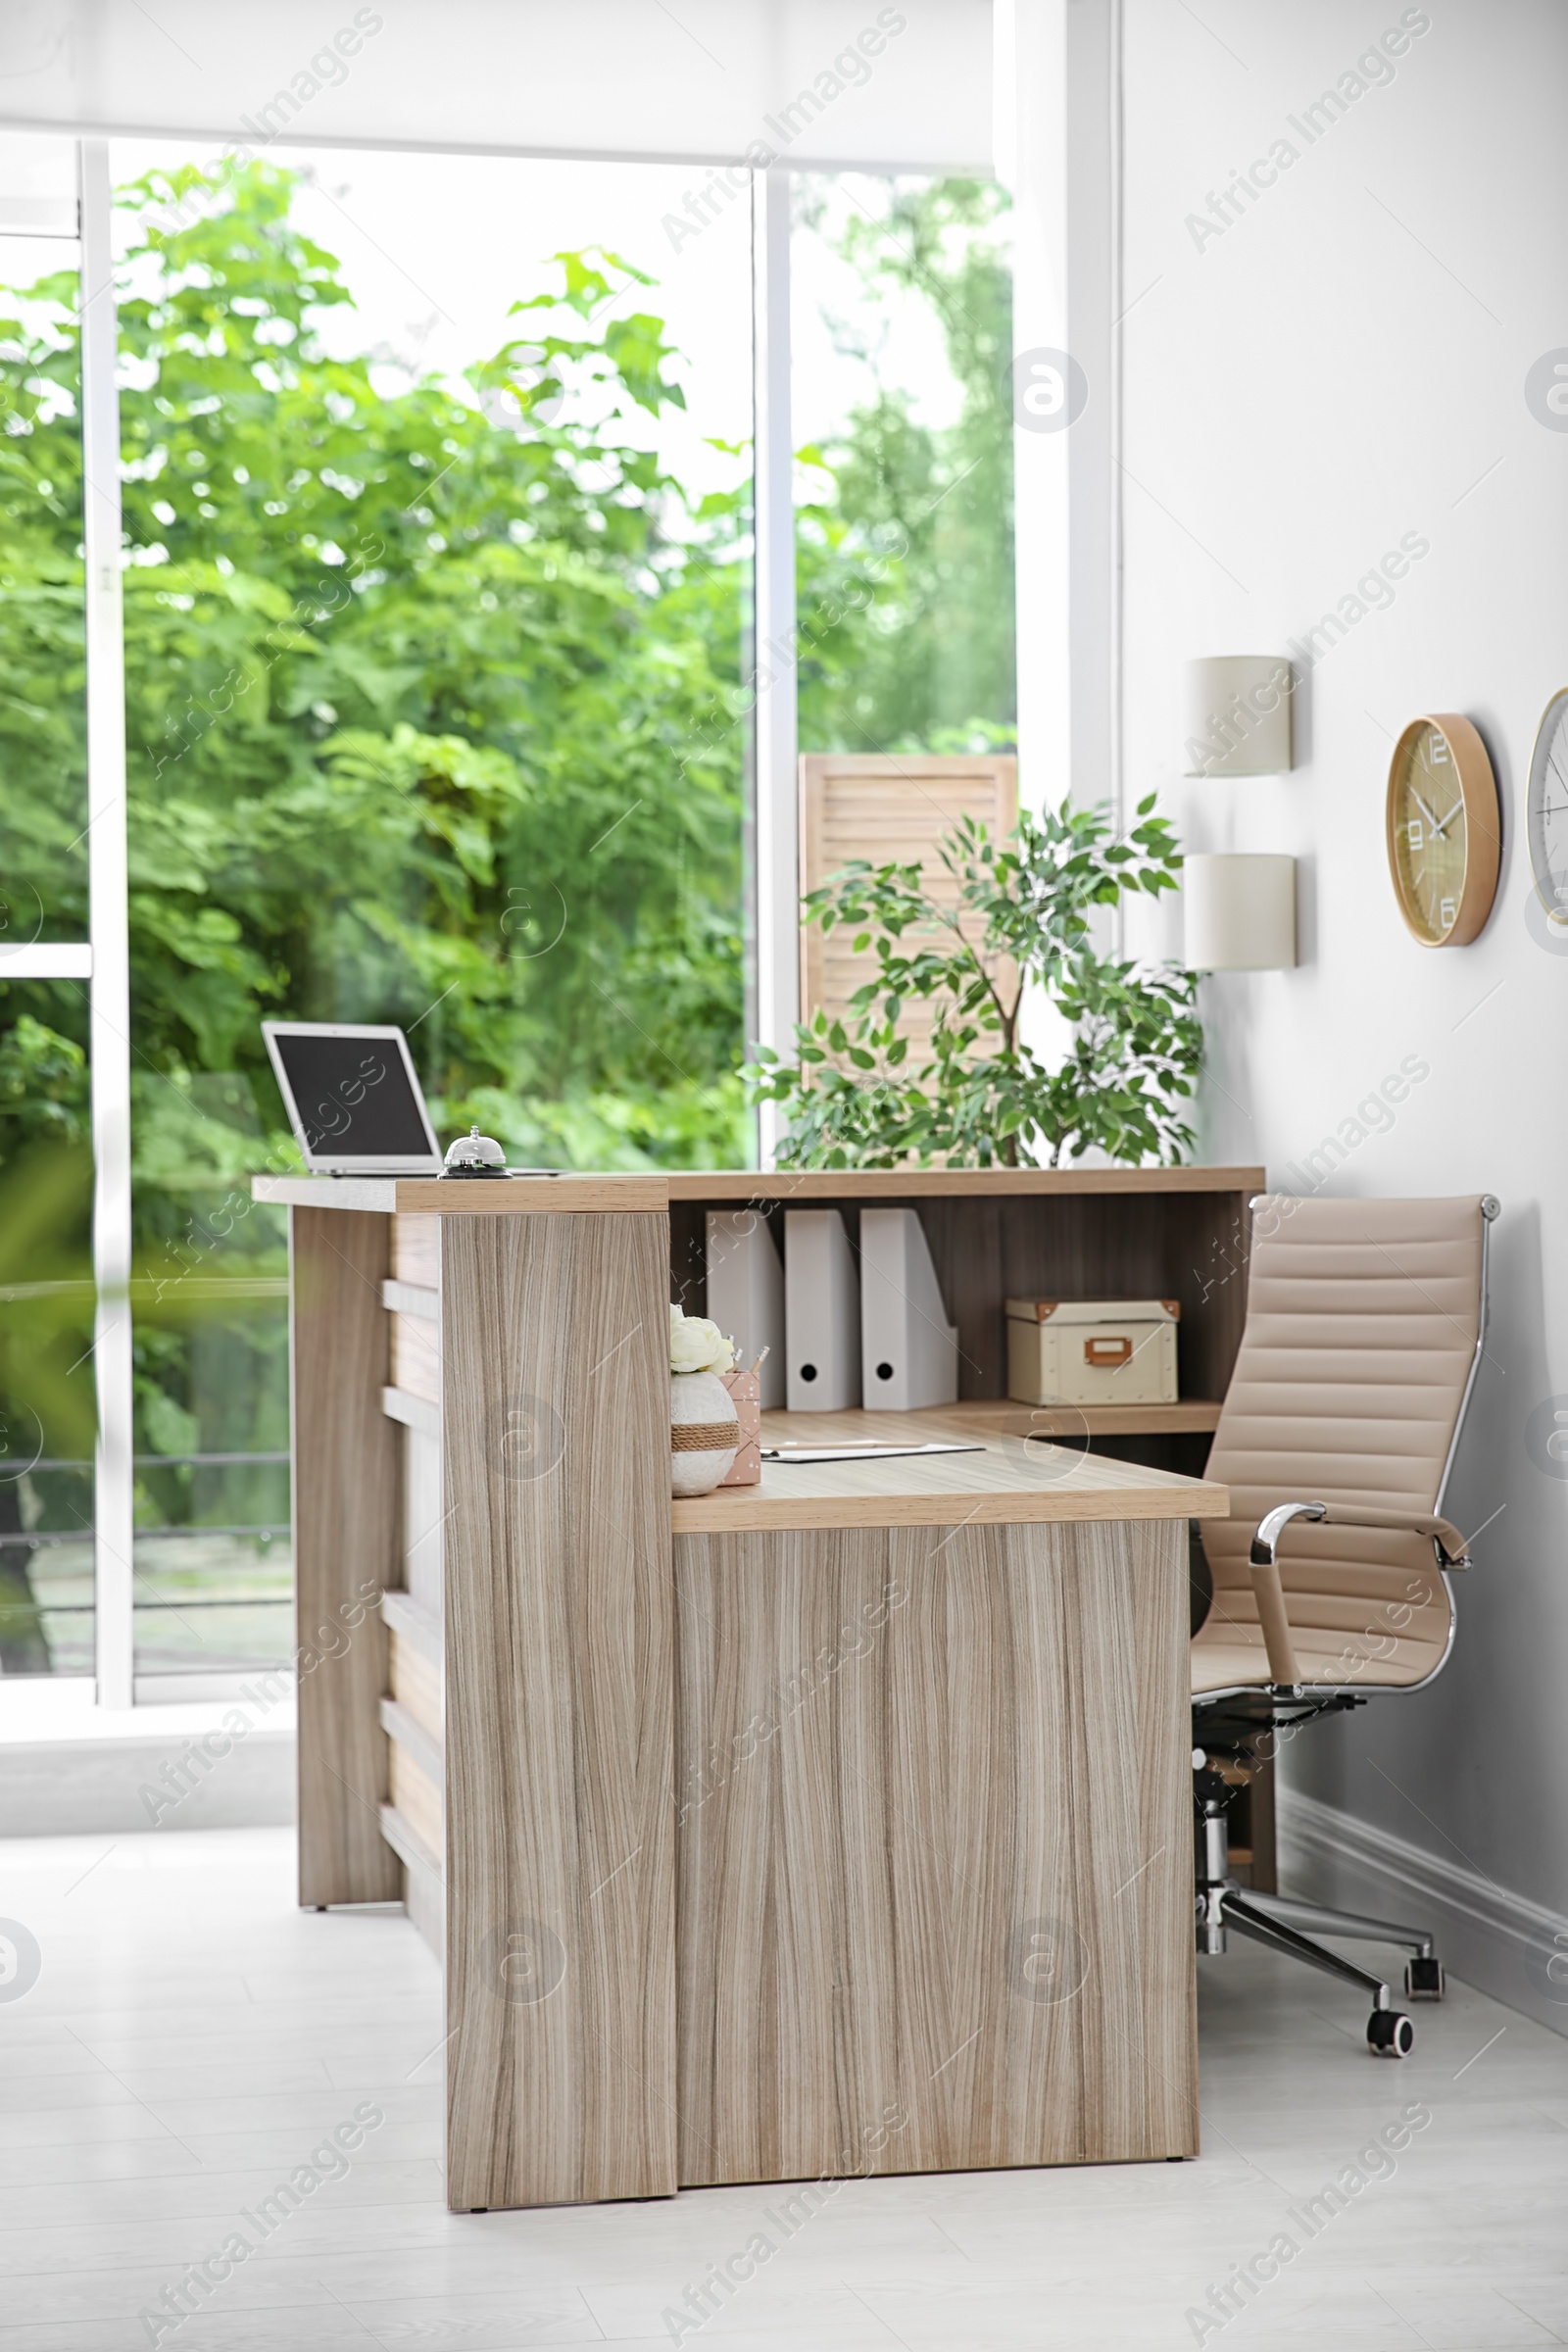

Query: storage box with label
[1004,1298,1179,1406]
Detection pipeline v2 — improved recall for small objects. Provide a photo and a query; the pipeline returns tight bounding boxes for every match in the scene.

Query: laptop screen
[263,1025,440,1170]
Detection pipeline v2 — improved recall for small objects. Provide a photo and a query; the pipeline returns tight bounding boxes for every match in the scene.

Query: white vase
[670,1368,740,1496]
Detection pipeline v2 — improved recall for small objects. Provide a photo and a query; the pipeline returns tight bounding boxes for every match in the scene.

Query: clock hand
[1410,790,1457,837]
[1415,781,1459,836]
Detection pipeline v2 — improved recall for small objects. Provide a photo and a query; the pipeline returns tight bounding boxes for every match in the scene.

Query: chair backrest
[1200,1194,1489,1689]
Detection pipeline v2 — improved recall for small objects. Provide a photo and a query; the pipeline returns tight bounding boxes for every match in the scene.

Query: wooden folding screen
[798,753,1018,1066]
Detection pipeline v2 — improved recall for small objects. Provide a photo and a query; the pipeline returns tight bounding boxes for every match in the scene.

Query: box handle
[1083,1336,1133,1367]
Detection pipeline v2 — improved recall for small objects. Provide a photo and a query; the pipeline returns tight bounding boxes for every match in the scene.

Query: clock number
[1439,896,1456,929]
[1428,737,1449,766]
[1405,818,1423,851]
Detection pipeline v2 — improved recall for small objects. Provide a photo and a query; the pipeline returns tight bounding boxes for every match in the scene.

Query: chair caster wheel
[1404,1956,1445,2000]
[1367,2009,1414,2057]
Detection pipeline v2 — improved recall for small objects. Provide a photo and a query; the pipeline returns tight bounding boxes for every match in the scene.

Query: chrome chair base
[1194,1758,1442,2056]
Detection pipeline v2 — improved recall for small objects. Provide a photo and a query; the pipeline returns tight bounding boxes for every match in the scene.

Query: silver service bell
[440,1123,510,1178]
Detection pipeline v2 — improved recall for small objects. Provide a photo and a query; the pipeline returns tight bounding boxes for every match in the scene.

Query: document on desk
[760,1441,985,1464]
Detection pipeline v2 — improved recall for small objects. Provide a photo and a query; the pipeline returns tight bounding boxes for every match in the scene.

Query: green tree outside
[0,159,1015,1667]
[793,173,1016,757]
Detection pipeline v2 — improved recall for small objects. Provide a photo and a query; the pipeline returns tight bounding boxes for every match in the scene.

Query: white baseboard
[1278,1787,1568,2037]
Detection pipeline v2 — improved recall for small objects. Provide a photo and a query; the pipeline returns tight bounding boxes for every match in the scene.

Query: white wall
[1119,0,1568,2021]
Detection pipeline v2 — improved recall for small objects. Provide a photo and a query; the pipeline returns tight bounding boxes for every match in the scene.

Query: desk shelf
[668,1168,1260,1418]
[769,1397,1223,1440]
[674,1408,1228,1534]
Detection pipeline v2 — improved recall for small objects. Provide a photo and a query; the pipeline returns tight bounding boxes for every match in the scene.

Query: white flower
[669,1305,734,1377]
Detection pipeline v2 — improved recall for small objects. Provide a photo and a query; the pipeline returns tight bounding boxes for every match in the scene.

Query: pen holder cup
[720,1368,761,1486]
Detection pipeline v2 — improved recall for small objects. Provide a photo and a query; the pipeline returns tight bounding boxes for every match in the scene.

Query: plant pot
[670,1368,740,1496]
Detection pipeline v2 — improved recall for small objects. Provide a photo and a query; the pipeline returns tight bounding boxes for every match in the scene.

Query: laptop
[263,1022,443,1176]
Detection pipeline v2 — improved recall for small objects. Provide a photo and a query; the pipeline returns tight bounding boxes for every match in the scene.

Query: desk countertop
[255,1164,1263,1215]
[670,1407,1227,1533]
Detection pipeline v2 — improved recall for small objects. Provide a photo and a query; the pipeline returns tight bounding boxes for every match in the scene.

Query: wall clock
[1526,689,1568,926]
[1385,714,1500,947]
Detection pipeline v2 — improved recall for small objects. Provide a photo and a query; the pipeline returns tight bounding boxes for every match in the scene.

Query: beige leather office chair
[1192,1192,1496,2057]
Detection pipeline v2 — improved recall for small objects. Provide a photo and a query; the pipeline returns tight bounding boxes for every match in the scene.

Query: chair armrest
[1246,1498,1470,1693]
[1246,1505,1317,1686]
[1250,1500,1470,1572]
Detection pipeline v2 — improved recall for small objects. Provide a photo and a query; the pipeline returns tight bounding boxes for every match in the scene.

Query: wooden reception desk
[257,1165,1258,2210]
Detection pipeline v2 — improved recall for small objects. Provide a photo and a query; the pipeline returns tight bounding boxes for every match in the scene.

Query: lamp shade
[1184,657,1295,776]
[1183,855,1297,971]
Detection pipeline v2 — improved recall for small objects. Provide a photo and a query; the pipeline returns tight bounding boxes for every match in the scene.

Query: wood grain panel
[261,1167,1266,1214]
[441,1210,676,2211]
[290,1205,402,1907]
[799,754,1018,1072]
[383,1277,438,1319]
[673,1515,1195,2183]
[389,1626,443,1744]
[391,1214,442,1286]
[916,1398,1220,1437]
[762,1399,1221,1442]
[403,1425,445,1614]
[392,1175,666,1213]
[391,1311,442,1405]
[915,1193,1156,1398]
[259,1175,668,1214]
[1164,1190,1254,1406]
[382,1385,439,1439]
[381,1801,445,1961]
[672,1424,1225,1533]
[390,1627,444,1759]
[389,1733,444,1862]
[669,1198,708,1318]
[383,1588,441,1660]
[667,1166,1265,1202]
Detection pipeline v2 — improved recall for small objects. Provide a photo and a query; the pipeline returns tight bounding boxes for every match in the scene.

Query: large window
[792,172,1015,756]
[0,987,95,1677]
[111,140,754,1178]
[0,137,1015,1707]
[0,136,96,1682]
[112,143,749,1688]
[0,142,88,942]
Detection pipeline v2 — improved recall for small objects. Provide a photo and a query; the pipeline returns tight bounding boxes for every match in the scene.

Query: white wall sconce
[1184,853,1298,970]
[1184,656,1296,776]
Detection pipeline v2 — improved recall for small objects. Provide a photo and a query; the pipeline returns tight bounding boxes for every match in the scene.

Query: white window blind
[2,1,992,172]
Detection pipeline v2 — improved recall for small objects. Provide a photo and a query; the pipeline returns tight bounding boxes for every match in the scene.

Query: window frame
[12,134,1029,1726]
[8,141,793,1722]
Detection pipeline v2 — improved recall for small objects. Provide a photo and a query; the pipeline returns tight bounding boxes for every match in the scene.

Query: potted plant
[745,795,1200,1169]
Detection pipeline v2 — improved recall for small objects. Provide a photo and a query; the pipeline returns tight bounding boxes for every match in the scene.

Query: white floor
[1,1830,1565,2352]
